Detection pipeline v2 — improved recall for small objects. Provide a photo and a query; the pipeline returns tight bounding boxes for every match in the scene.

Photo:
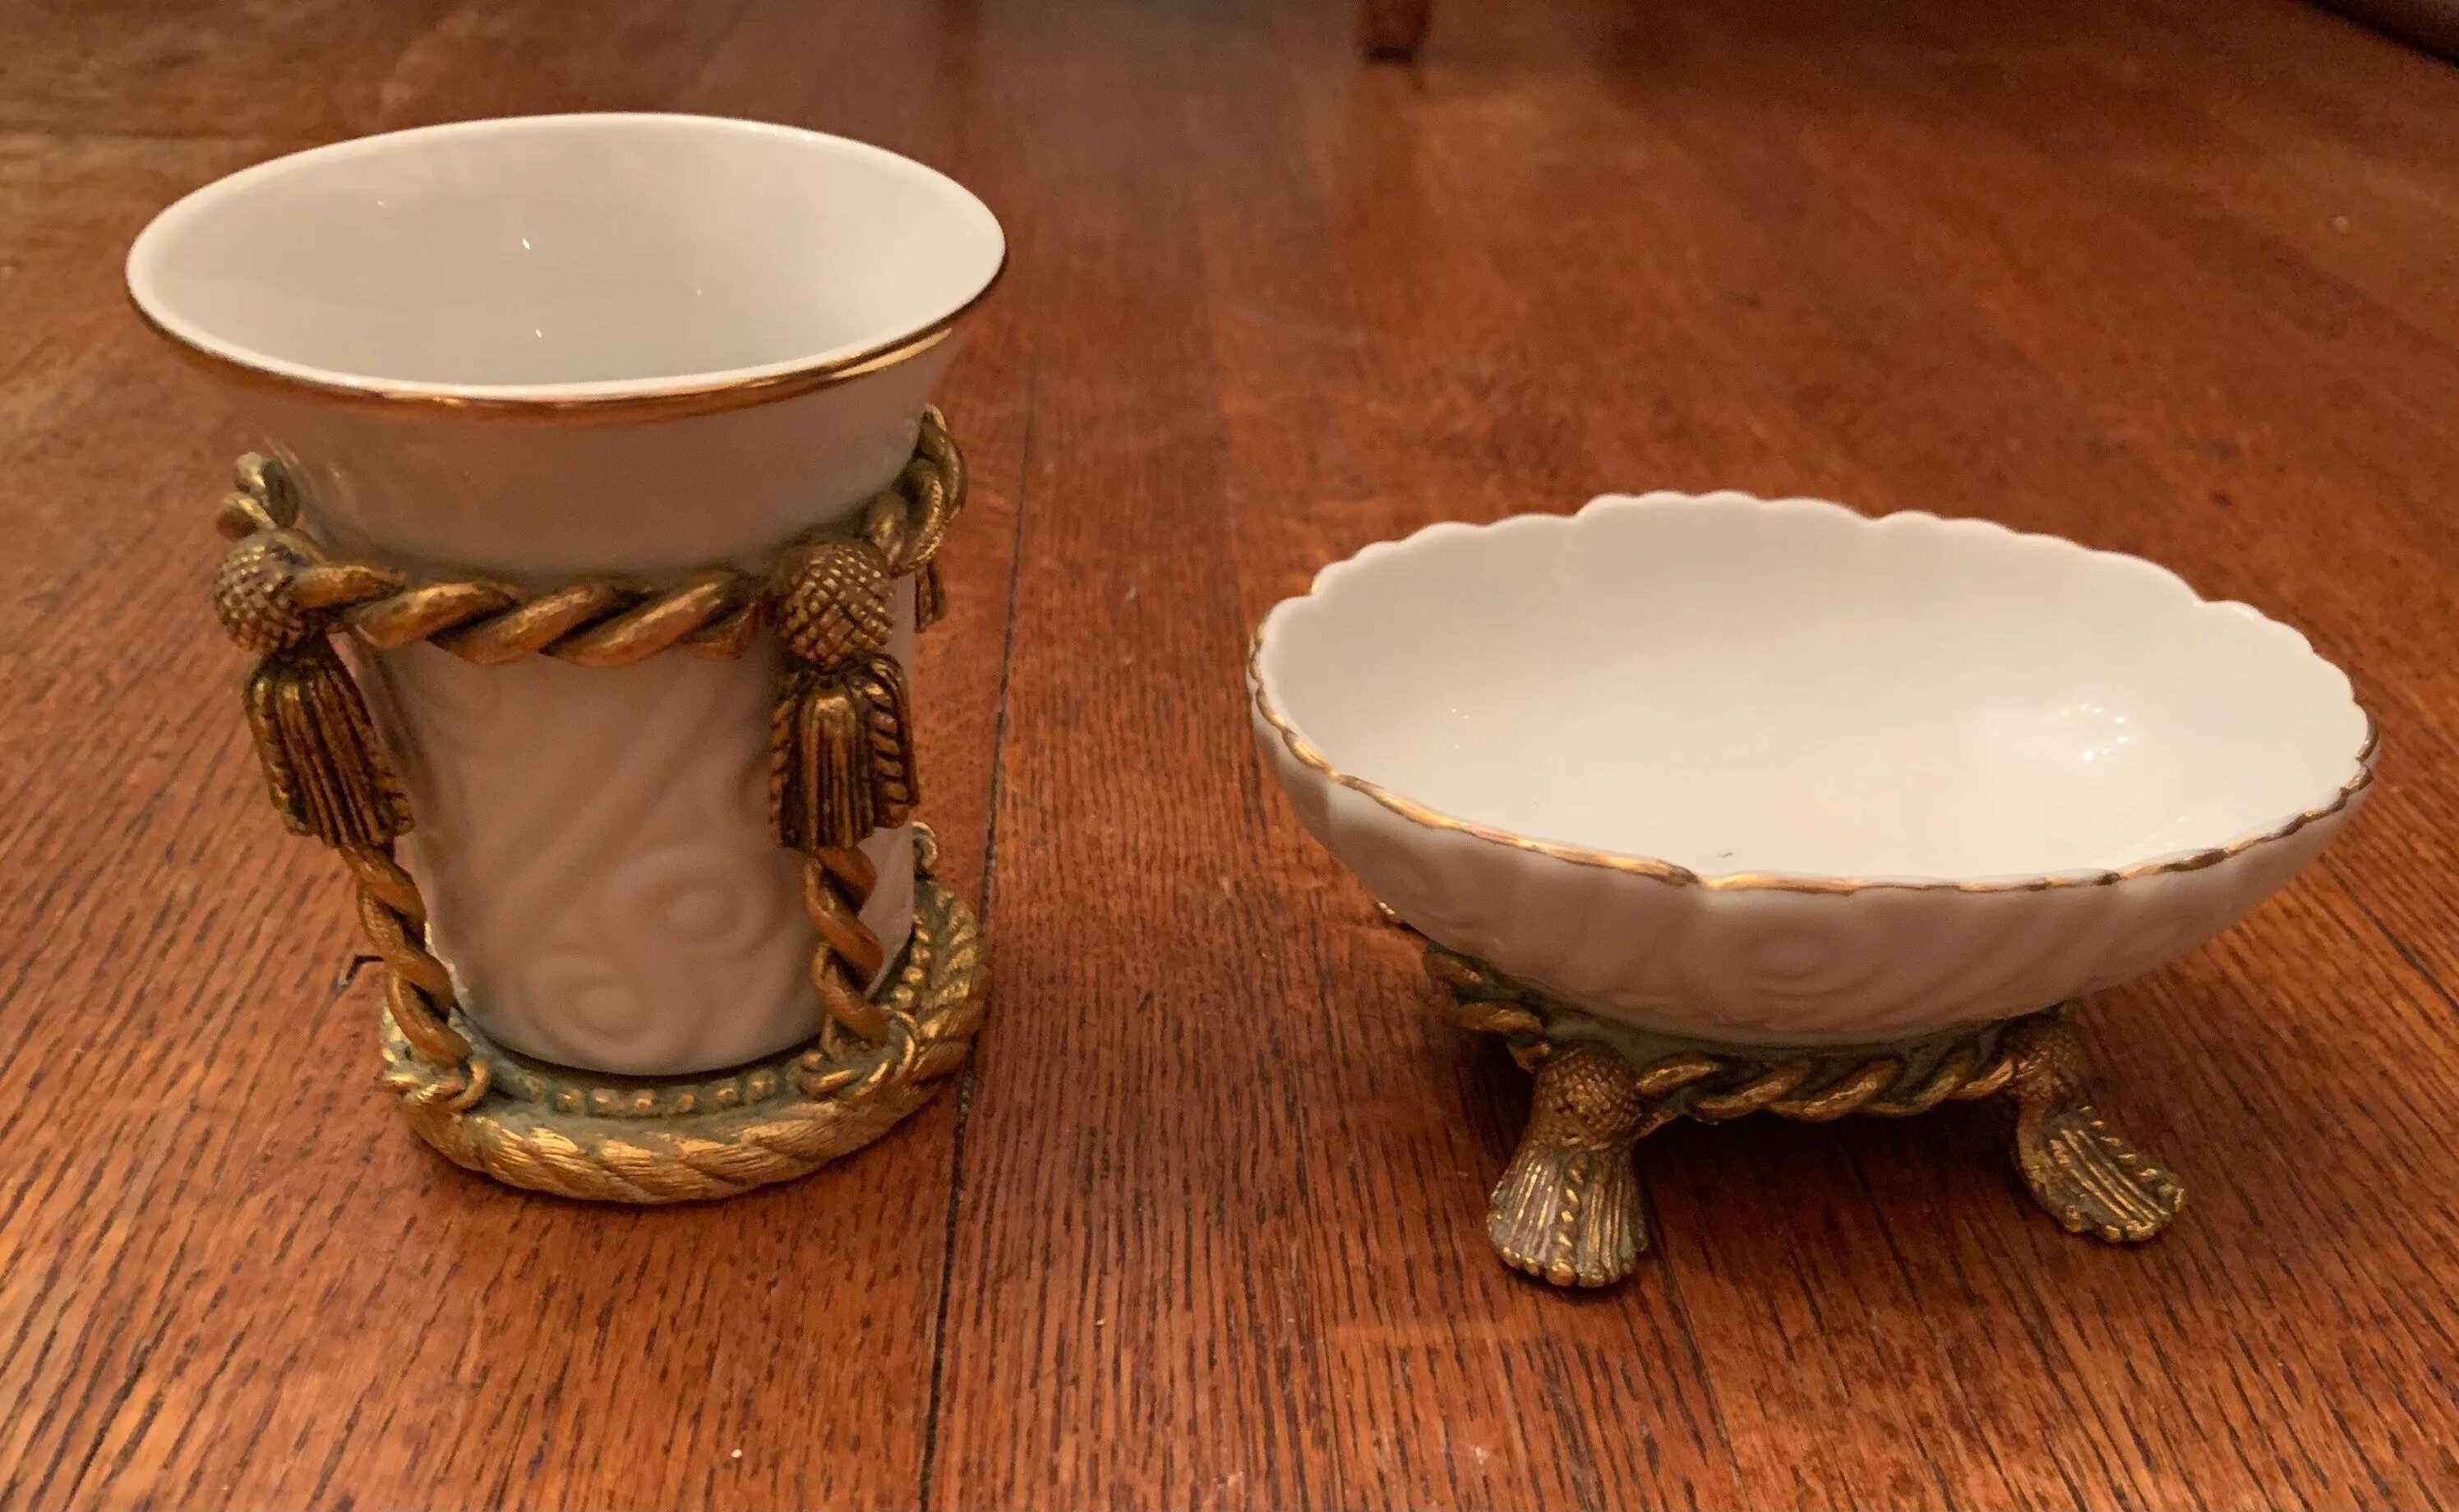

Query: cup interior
[126,113,1003,399]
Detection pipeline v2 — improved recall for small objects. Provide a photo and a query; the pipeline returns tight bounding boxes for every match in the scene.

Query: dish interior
[1262,497,2367,882]
[126,113,1003,395]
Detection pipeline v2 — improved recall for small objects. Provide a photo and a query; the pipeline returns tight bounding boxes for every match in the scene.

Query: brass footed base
[379,864,986,1204]
[1425,942,2183,1288]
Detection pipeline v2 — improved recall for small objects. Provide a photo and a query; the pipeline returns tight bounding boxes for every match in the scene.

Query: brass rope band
[211,407,959,667]
[342,841,487,1111]
[1427,943,2015,1131]
[807,846,891,1040]
[210,410,971,1187]
[379,844,984,1204]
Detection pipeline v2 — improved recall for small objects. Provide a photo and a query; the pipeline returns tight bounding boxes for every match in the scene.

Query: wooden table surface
[7,0,2459,1507]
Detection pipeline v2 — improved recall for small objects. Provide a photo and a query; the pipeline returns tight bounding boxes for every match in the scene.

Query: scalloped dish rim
[1249,493,2378,897]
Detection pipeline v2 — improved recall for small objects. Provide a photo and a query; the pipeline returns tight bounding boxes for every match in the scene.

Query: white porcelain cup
[129,113,1005,1076]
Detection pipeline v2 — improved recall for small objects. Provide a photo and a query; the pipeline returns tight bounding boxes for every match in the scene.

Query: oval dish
[1251,493,2374,1045]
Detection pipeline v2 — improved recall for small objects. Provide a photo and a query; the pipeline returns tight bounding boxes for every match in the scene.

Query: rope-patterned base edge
[1421,938,2184,1287]
[378,871,985,1203]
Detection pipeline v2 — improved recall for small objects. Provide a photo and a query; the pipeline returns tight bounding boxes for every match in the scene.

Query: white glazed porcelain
[130,114,1003,1075]
[1252,494,2375,1046]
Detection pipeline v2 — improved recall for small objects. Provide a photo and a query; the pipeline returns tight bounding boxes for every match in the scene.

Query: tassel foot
[1488,1041,1650,1286]
[2009,1012,2184,1242]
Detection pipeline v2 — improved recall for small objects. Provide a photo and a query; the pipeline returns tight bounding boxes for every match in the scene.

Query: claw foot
[2009,1010,2184,1242]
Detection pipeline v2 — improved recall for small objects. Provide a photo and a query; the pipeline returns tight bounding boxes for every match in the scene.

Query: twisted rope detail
[381,864,984,1204]
[806,848,890,1041]
[341,843,488,1111]
[213,407,962,668]
[1633,1039,2015,1126]
[1427,943,2016,1130]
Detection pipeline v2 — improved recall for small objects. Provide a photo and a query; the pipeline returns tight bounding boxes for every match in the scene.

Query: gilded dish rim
[1248,496,2378,897]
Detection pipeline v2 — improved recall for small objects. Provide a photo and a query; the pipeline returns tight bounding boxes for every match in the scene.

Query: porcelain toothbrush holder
[131,113,1004,1201]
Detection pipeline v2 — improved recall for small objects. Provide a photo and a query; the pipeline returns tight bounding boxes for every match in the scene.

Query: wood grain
[4,0,2458,1507]
[2314,0,2459,60]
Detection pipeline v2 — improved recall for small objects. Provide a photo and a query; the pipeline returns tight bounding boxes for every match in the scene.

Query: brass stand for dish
[1422,938,2184,1287]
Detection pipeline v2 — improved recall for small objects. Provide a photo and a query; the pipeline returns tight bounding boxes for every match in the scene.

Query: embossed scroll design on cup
[1423,936,2183,1288]
[208,409,985,1202]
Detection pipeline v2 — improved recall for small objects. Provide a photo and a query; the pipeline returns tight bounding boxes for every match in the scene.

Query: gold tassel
[768,537,920,854]
[915,560,948,631]
[770,653,916,853]
[215,526,411,850]
[242,637,411,849]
